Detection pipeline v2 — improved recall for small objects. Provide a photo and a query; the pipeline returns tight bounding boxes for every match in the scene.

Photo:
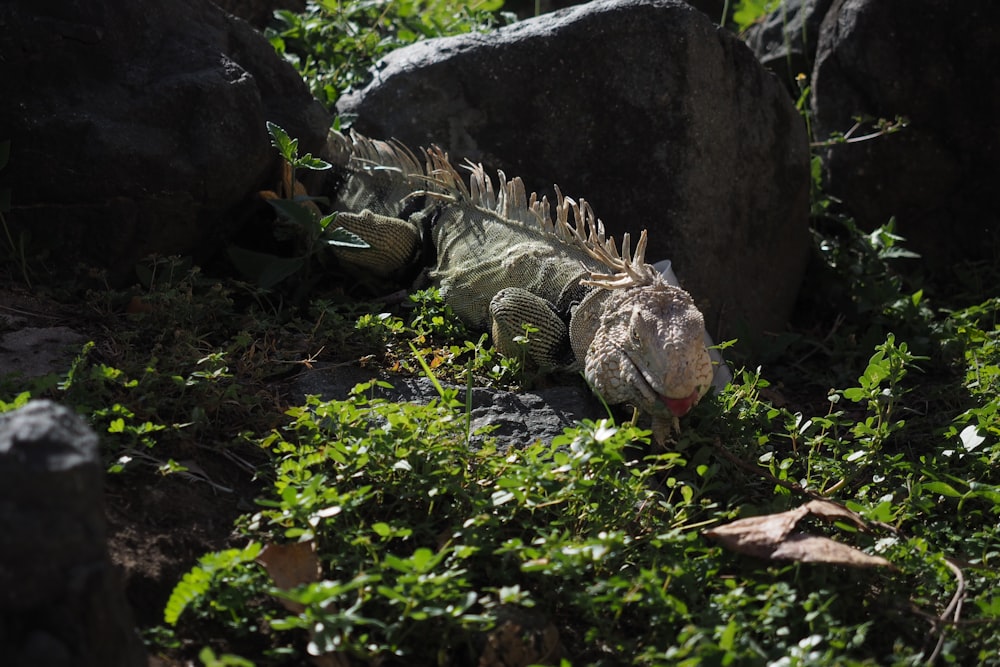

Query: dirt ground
[1,285,261,659]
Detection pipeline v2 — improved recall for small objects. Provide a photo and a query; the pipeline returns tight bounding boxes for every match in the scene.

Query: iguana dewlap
[325,130,721,443]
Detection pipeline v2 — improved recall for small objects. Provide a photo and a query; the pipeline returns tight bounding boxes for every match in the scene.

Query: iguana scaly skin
[325,130,716,442]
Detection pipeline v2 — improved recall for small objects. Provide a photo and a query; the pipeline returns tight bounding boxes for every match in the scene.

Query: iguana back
[328,131,601,330]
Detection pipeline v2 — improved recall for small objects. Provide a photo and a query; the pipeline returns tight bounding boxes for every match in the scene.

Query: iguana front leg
[332,209,422,278]
[489,288,573,370]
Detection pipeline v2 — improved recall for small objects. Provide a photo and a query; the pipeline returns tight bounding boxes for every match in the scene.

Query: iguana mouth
[631,357,702,418]
[661,390,701,417]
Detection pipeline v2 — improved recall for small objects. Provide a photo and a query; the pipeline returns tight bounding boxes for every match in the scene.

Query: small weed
[352,287,524,389]
[730,0,780,32]
[227,123,368,294]
[835,333,926,458]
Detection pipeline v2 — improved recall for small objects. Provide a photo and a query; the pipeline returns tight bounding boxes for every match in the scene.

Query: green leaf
[164,567,211,626]
[266,121,297,160]
[226,246,304,289]
[0,391,32,412]
[164,543,262,626]
[879,246,921,260]
[921,481,963,498]
[296,153,333,171]
[267,198,318,229]
[861,359,890,387]
[732,0,777,30]
[198,647,256,667]
[410,547,436,572]
[718,618,737,651]
[841,387,866,402]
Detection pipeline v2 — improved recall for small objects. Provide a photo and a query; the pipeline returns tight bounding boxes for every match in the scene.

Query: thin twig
[810,117,907,148]
[925,558,966,665]
[710,438,825,501]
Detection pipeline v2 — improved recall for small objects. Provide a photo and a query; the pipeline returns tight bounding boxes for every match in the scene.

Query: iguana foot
[331,210,422,277]
[489,287,573,370]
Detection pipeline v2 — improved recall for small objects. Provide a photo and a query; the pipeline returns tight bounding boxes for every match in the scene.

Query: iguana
[324,130,723,443]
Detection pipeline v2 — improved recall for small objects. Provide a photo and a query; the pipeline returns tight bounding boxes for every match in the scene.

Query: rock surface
[210,0,305,28]
[744,0,834,92]
[293,363,605,451]
[0,0,329,284]
[810,0,1000,267]
[0,326,86,380]
[0,400,145,667]
[334,0,811,341]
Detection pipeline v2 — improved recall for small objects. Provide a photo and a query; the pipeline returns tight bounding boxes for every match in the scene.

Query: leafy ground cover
[2,1,999,665]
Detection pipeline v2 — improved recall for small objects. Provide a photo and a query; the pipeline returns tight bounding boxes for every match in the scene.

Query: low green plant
[0,258,290,477]
[164,385,713,662]
[165,543,267,632]
[198,647,256,667]
[267,0,510,108]
[353,286,524,388]
[227,122,368,293]
[730,0,780,31]
[163,346,1000,664]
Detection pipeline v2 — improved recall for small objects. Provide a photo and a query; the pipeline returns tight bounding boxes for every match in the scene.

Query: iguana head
[582,280,714,430]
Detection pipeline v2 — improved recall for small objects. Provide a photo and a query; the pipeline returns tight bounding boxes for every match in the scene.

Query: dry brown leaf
[802,499,870,532]
[702,505,809,558]
[771,533,893,568]
[256,540,322,613]
[703,501,893,569]
[258,542,357,666]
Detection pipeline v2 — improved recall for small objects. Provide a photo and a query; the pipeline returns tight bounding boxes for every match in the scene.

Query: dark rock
[210,0,306,28]
[810,0,1000,268]
[0,326,86,380]
[0,0,330,284]
[334,0,810,341]
[505,0,586,20]
[684,0,730,24]
[0,401,145,667]
[292,363,604,451]
[508,0,731,24]
[743,0,834,93]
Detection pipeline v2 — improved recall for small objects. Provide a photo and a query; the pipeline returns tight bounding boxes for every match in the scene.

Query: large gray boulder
[335,0,811,341]
[210,0,305,27]
[508,0,731,23]
[0,401,145,667]
[0,0,329,284]
[810,0,1000,268]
